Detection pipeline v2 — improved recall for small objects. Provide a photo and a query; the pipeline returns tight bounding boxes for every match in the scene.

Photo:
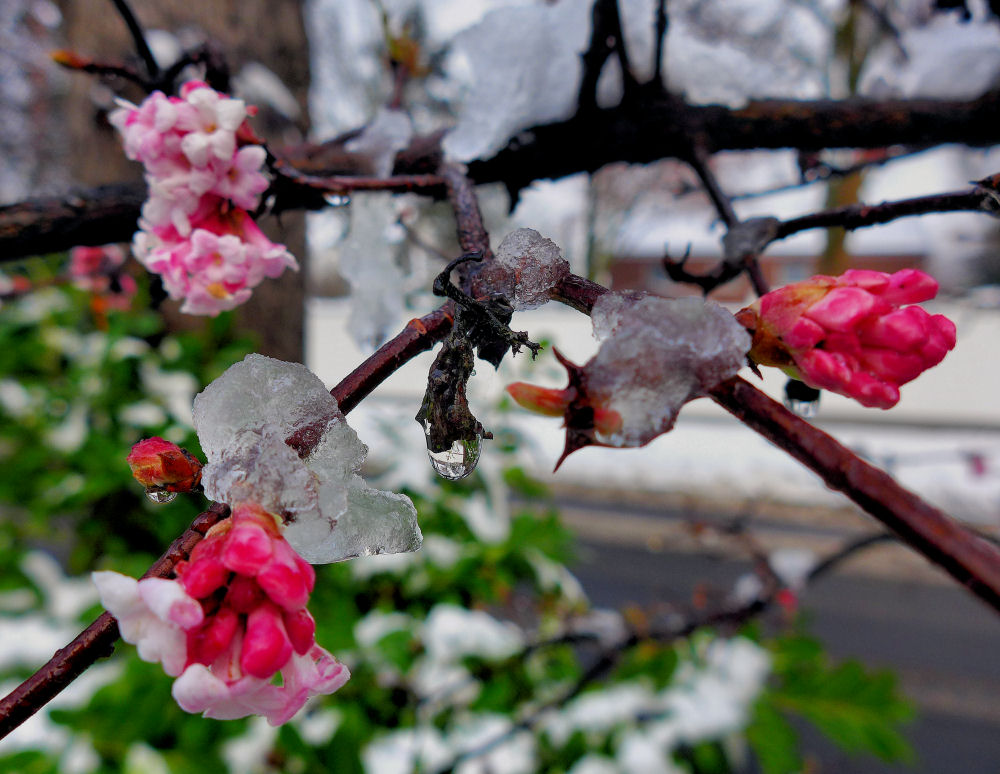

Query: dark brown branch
[8,90,1000,258]
[440,163,493,260]
[684,145,770,296]
[549,272,1000,614]
[772,184,1000,241]
[108,0,159,80]
[469,91,1000,193]
[0,184,145,263]
[708,377,1000,612]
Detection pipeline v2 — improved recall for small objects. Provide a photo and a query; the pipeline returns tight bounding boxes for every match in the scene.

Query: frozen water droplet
[784,397,819,418]
[783,379,820,418]
[145,488,177,504]
[323,193,351,208]
[427,436,481,481]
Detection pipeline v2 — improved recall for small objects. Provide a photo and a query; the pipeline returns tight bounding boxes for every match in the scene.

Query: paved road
[562,496,1000,773]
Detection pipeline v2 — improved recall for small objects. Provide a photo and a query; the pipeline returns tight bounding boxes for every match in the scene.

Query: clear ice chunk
[200,424,321,525]
[193,354,421,563]
[586,292,750,446]
[480,228,570,311]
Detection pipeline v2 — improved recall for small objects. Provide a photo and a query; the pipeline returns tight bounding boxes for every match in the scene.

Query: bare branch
[108,0,159,80]
[772,182,1000,241]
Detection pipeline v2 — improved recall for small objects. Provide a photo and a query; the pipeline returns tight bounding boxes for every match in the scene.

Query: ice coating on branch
[441,0,592,161]
[338,193,407,349]
[193,354,421,563]
[588,293,750,446]
[481,228,570,311]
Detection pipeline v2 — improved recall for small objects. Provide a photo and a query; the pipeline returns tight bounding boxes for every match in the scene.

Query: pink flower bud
[241,603,293,679]
[282,608,317,655]
[505,383,572,417]
[100,497,348,724]
[740,269,956,409]
[186,605,239,666]
[126,437,203,492]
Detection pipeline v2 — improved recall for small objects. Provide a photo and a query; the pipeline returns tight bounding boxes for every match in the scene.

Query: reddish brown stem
[0,502,230,739]
[708,377,1000,611]
[550,272,1000,614]
[330,306,454,414]
[271,162,446,197]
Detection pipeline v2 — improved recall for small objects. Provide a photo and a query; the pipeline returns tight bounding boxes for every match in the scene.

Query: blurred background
[0,0,999,772]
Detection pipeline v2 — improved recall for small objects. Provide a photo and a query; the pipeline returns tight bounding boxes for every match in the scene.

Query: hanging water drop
[323,193,352,208]
[426,435,482,480]
[784,397,819,418]
[145,488,178,504]
[783,379,820,418]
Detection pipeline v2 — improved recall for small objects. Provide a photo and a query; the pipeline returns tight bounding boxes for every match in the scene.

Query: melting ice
[193,354,421,563]
[478,228,570,311]
[586,292,750,446]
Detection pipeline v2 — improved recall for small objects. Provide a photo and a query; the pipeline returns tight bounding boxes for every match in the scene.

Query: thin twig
[772,185,1000,241]
[108,0,159,80]
[271,161,446,197]
[684,145,769,295]
[653,0,668,88]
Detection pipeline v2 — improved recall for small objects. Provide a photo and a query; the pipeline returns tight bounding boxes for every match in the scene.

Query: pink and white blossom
[110,81,297,316]
[94,502,350,725]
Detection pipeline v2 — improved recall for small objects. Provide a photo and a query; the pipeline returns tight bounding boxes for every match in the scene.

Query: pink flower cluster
[110,81,297,316]
[738,268,956,409]
[93,502,349,725]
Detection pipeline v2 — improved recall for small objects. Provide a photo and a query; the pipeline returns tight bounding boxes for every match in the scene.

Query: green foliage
[0,274,254,572]
[748,632,914,774]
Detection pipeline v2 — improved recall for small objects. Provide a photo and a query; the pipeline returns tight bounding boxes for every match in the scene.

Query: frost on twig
[588,292,751,446]
[193,354,421,563]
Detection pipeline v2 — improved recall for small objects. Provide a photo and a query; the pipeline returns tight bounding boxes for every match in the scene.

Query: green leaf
[766,633,914,765]
[747,698,802,774]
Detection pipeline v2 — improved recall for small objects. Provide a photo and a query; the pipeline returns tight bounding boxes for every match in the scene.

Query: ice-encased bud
[479,228,570,311]
[587,292,750,446]
[193,354,421,563]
